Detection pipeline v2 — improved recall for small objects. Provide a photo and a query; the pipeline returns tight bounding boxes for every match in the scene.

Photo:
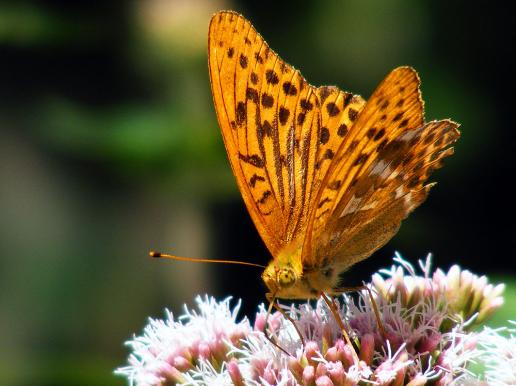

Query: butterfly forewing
[210,12,279,254]
[313,87,366,201]
[209,11,365,256]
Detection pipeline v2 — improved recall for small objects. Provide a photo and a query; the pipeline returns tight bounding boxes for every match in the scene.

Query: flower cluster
[116,296,252,385]
[116,255,510,385]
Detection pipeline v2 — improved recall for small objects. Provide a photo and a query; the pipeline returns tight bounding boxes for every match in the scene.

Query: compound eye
[278,268,295,287]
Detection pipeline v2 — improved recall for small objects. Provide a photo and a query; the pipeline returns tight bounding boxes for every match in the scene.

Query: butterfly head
[262,264,296,293]
[262,248,311,298]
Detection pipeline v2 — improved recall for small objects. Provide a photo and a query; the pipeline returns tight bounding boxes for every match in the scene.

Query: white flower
[476,322,516,386]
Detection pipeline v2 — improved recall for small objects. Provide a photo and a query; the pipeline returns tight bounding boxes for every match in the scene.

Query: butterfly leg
[271,300,306,347]
[263,293,295,357]
[331,285,386,339]
[320,292,360,365]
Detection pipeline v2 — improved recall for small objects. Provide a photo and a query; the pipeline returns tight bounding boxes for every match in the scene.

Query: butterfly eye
[278,268,296,288]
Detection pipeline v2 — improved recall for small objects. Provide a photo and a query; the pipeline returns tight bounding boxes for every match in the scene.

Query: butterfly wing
[313,86,366,192]
[302,67,460,272]
[208,11,364,256]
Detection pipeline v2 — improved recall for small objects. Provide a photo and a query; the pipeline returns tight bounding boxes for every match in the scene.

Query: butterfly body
[208,11,460,301]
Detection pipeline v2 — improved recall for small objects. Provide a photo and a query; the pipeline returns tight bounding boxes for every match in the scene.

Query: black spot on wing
[317,196,331,209]
[266,69,279,84]
[279,107,290,125]
[353,153,368,166]
[236,102,246,125]
[257,190,272,204]
[282,81,297,96]
[250,174,266,187]
[374,128,386,141]
[239,153,265,168]
[392,112,403,122]
[348,108,358,121]
[246,88,258,103]
[254,52,264,64]
[366,128,376,139]
[261,93,274,108]
[319,86,332,102]
[300,99,313,111]
[326,102,340,117]
[337,124,348,137]
[257,120,273,139]
[343,93,353,108]
[239,54,248,68]
[320,127,330,144]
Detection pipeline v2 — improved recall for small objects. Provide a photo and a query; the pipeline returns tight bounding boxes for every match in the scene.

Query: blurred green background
[1,0,514,384]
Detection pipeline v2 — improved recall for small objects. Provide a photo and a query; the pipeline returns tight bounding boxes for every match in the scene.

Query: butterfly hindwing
[303,67,460,271]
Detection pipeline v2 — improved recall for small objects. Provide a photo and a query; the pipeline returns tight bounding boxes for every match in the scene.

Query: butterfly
[206,10,460,303]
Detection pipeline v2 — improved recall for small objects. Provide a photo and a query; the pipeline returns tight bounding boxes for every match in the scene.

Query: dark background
[1,1,514,384]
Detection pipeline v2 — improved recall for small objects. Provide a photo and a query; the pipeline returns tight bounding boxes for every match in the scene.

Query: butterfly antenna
[149,251,266,269]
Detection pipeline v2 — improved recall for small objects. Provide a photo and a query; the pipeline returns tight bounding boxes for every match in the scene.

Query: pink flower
[116,255,508,385]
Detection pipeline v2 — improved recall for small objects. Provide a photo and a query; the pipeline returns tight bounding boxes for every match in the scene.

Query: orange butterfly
[152,11,459,353]
[205,11,460,302]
